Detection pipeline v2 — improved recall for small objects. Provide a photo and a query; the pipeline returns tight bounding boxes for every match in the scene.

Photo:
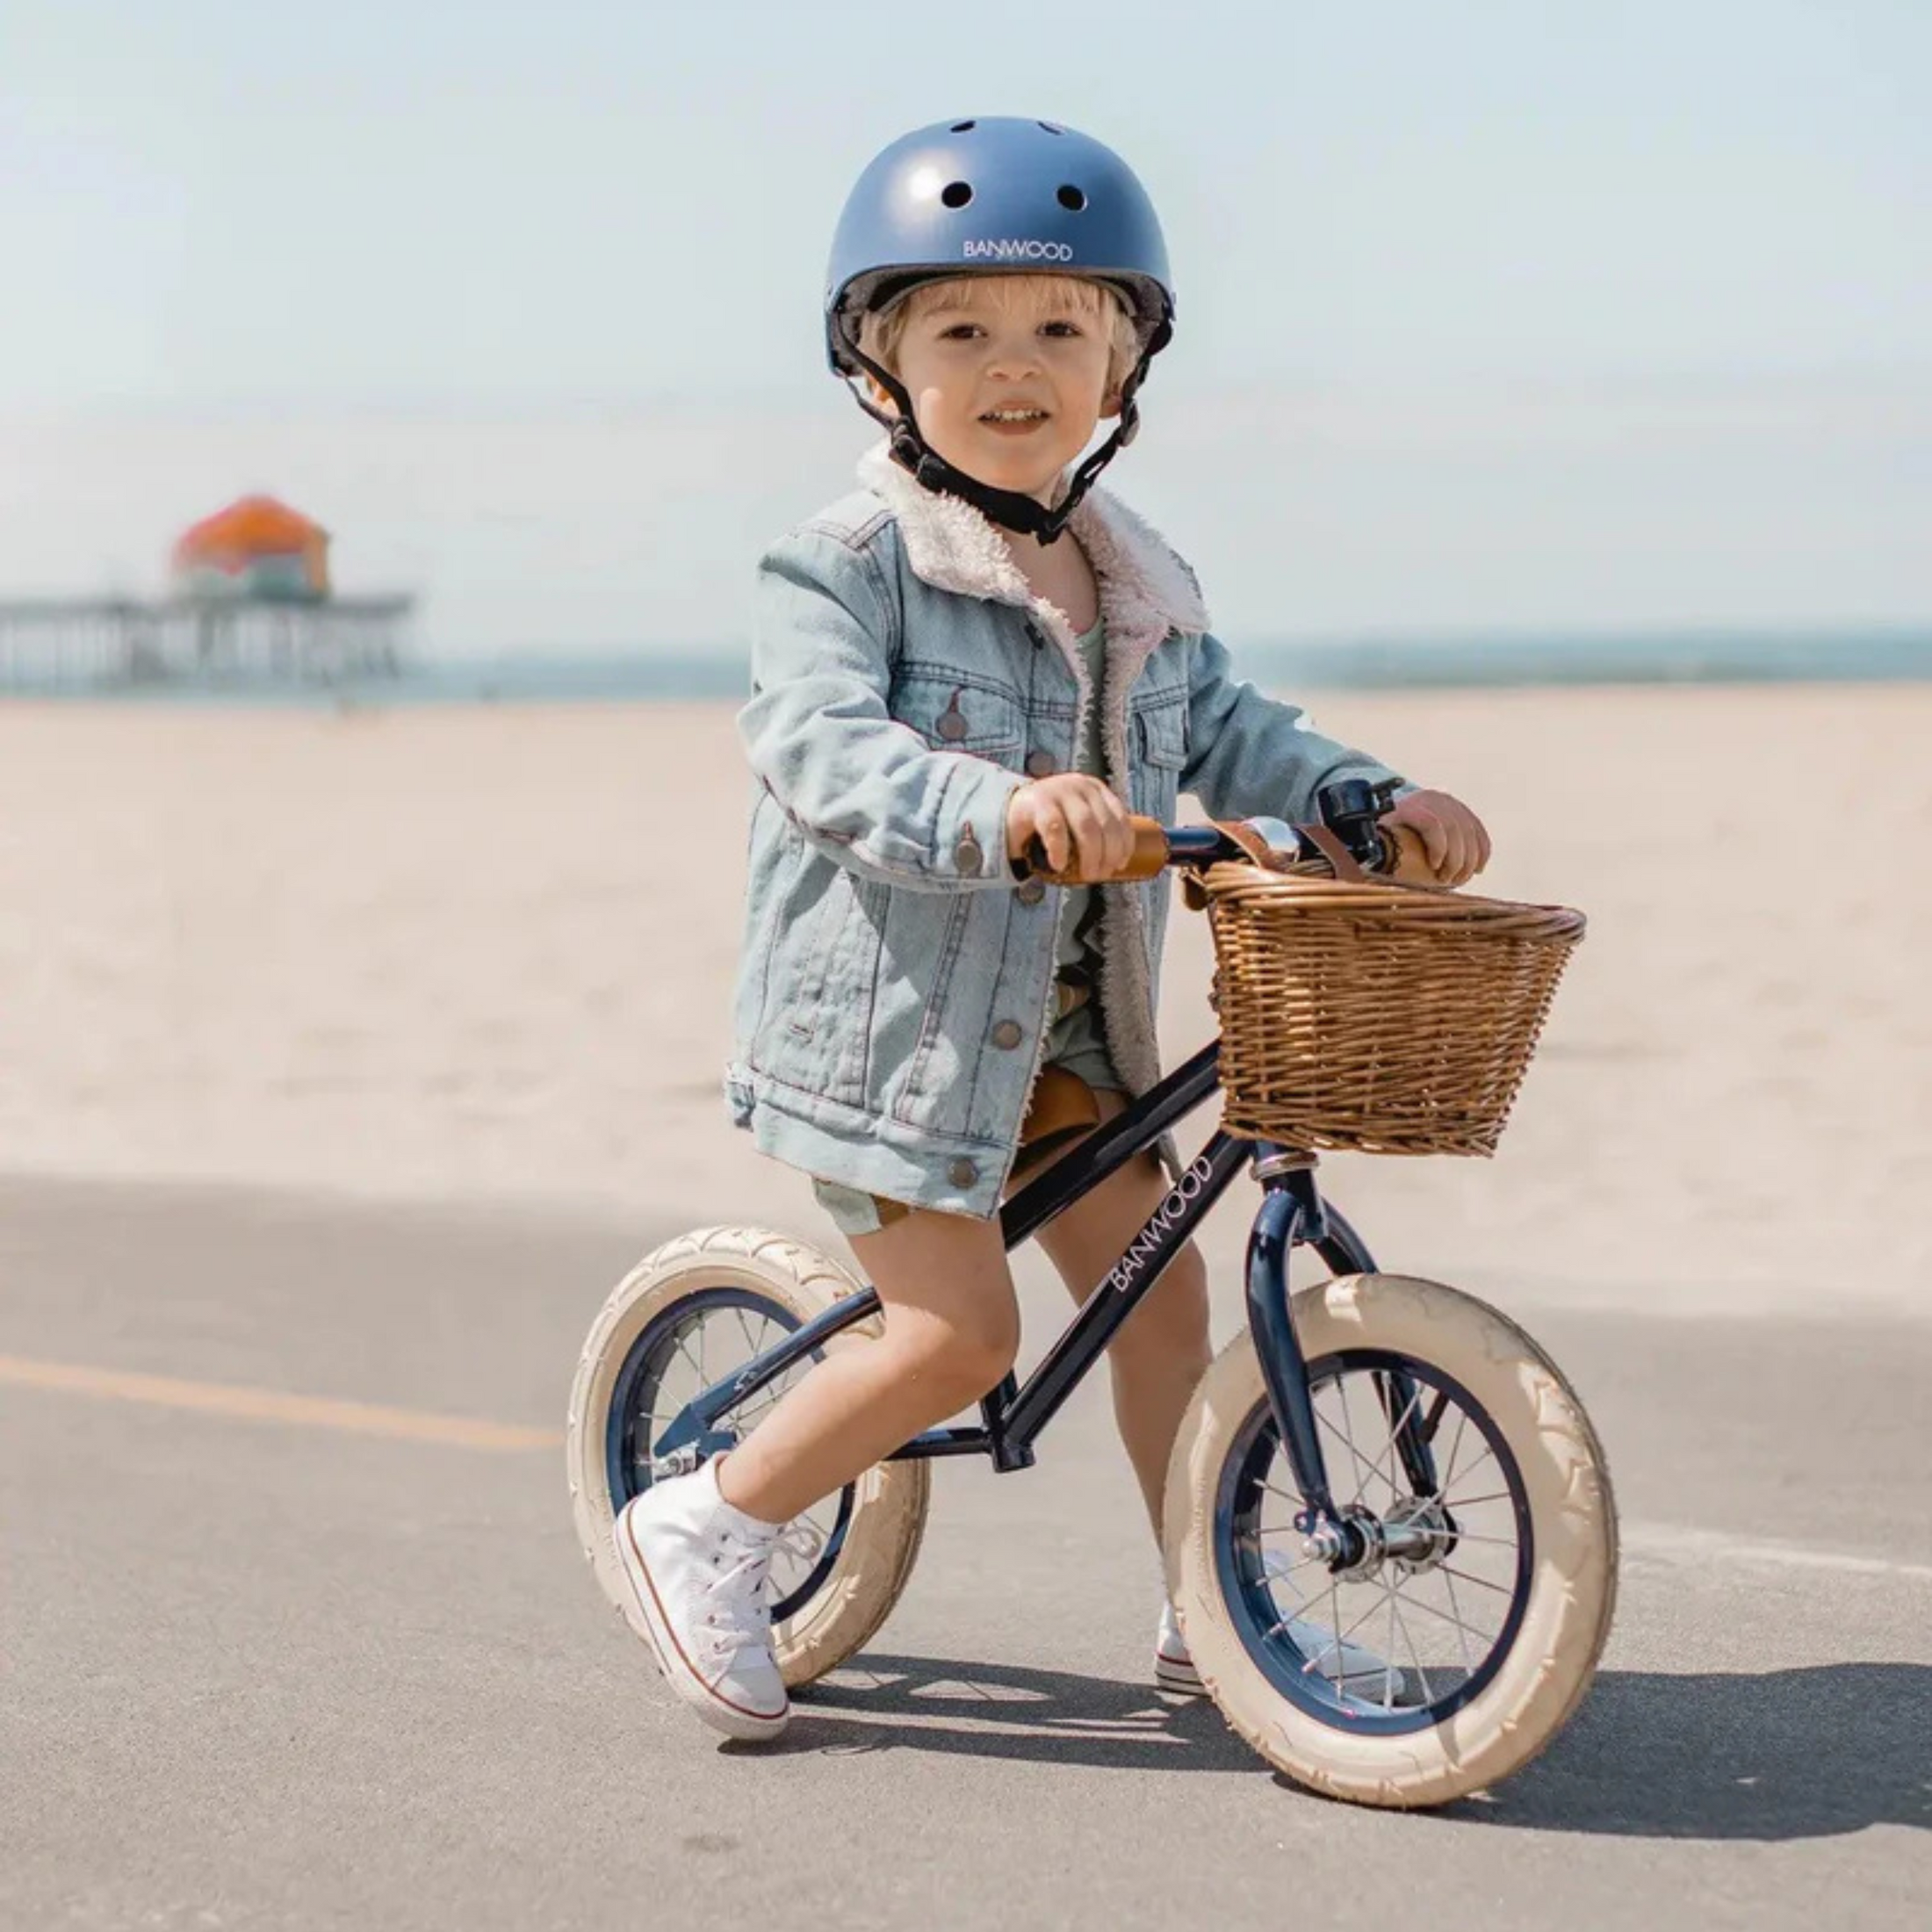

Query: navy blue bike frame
[649,1037,1444,1524]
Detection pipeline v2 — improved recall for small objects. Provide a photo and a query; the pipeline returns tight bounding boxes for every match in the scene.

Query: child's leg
[1016,1088,1213,1539]
[716,1206,1019,1526]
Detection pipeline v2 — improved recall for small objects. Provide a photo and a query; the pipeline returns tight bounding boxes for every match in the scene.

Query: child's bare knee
[898,1308,1020,1408]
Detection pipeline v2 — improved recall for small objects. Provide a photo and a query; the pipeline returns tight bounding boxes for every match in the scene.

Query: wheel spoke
[1371,1379,1428,1500]
[724,1324,805,1431]
[1406,1524,1519,1551]
[1442,1568,1475,1676]
[1387,1590,1437,1707]
[1316,1406,1381,1502]
[1298,1586,1388,1677]
[1251,1536,1321,1603]
[1385,1583,1495,1649]
[1442,1403,1470,1491]
[1445,1437,1499,1495]
[1337,1378,1384,1507]
[1436,1562,1514,1597]
[732,1376,789,1428]
[670,1323,706,1389]
[733,1308,761,1358]
[640,1405,678,1460]
[1382,1584,1401,1709]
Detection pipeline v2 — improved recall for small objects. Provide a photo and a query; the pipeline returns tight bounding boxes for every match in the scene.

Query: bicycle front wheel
[1164,1272,1617,1808]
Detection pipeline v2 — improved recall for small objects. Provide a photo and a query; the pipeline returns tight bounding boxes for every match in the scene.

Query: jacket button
[1024,748,1056,779]
[991,1019,1024,1049]
[948,1157,978,1187]
[936,709,968,742]
[1015,878,1046,906]
[953,827,983,876]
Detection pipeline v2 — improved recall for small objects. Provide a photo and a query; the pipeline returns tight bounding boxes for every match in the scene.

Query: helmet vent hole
[950,120,977,133]
[1056,184,1087,212]
[941,180,974,209]
[1039,121,1065,135]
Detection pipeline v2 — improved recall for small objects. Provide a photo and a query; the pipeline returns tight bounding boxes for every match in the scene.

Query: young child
[616,117,1491,1740]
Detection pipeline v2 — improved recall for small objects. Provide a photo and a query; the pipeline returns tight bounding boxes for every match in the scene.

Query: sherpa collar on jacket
[855,442,1208,696]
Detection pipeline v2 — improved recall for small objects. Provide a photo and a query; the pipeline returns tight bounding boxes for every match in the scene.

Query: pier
[0,593,415,693]
[1,494,416,694]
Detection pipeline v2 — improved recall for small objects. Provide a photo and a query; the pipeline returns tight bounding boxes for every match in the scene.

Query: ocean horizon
[4,626,1930,705]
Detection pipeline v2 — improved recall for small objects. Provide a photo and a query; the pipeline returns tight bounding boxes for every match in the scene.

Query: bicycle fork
[1244,1153,1443,1556]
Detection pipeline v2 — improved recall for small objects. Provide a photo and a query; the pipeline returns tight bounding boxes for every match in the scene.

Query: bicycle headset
[825,117,1176,546]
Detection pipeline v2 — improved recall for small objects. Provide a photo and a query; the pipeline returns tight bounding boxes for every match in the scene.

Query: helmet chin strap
[839,322,1155,546]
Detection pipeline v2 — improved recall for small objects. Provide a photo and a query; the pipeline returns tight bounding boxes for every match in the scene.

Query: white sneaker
[1156,1600,1207,1695]
[1156,1598,1401,1701]
[611,1460,818,1742]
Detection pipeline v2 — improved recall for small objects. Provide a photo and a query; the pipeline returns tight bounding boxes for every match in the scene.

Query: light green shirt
[1053,615,1109,977]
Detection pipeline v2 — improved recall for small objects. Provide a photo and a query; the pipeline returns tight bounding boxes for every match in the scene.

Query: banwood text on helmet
[825,116,1176,544]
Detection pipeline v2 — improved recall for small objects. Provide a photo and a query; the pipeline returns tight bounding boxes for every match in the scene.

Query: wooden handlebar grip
[1018,815,1169,885]
[1119,818,1171,881]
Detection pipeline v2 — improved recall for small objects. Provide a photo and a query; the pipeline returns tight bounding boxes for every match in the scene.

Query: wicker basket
[1193,863,1586,1157]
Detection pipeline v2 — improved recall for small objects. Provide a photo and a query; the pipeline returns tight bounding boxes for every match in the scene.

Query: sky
[2,0,1927,652]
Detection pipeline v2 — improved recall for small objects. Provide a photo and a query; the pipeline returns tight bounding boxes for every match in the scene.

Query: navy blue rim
[605,1286,854,1624]
[1215,1348,1534,1737]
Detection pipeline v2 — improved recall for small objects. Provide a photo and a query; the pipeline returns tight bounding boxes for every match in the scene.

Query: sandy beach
[2,683,1927,1317]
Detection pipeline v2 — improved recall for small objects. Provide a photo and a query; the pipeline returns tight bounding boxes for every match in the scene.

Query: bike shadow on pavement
[1450,1663,1932,1840]
[776,1654,1932,1838]
[770,1651,1257,1772]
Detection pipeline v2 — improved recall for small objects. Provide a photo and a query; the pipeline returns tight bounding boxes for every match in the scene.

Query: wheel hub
[1300,1497,1459,1581]
[1298,1506,1386,1580]
[645,1429,738,1485]
[1383,1494,1459,1575]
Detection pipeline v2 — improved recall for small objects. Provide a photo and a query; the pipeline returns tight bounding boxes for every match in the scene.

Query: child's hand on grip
[1378,789,1491,888]
[1006,775,1136,883]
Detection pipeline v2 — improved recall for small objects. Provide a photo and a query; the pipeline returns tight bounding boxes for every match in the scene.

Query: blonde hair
[860,274,1141,394]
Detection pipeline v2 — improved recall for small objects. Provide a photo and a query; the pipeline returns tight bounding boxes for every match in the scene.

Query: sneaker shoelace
[696,1523,823,1669]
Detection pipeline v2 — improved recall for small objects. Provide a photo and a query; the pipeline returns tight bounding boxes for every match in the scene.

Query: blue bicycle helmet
[825,117,1176,543]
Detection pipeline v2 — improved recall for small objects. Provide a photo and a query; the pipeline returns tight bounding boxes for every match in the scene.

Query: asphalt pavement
[4,1174,1928,1930]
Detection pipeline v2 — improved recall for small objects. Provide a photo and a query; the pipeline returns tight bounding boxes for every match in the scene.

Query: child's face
[886,277,1120,504]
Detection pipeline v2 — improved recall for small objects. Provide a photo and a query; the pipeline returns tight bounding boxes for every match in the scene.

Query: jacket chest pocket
[890,671,1027,768]
[1133,697,1188,813]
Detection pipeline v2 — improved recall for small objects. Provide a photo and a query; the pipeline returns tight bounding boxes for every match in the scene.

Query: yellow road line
[0,1353,561,1452]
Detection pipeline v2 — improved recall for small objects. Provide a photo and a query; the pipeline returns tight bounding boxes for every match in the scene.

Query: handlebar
[1013,776,1409,887]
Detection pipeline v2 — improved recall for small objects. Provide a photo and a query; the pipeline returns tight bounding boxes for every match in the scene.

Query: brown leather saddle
[1011,1064,1104,1178]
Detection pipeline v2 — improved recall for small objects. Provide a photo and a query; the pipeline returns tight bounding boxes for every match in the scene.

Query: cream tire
[567,1224,929,1689]
[1164,1272,1618,1809]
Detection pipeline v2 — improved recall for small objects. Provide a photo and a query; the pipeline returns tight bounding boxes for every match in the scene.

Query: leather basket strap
[1291,822,1367,883]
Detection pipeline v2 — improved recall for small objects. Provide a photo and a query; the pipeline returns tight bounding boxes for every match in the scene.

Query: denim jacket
[724,443,1410,1219]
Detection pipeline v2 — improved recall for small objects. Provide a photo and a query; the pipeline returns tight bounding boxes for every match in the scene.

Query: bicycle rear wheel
[567,1226,928,1687]
[1164,1272,1616,1807]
